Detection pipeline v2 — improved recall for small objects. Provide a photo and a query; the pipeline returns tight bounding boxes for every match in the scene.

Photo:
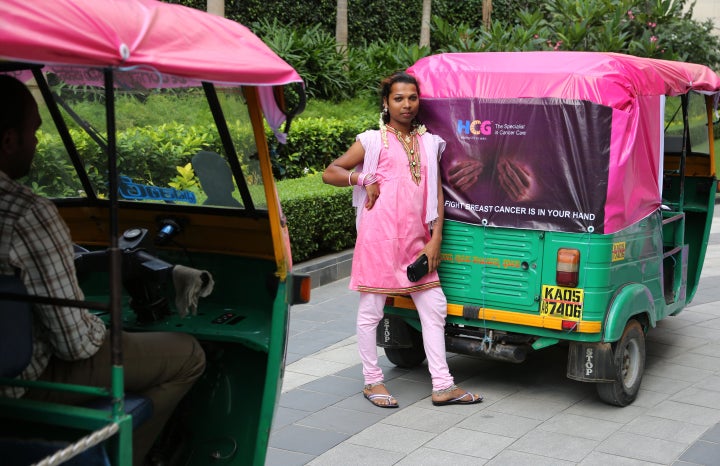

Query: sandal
[363,382,399,409]
[431,384,483,406]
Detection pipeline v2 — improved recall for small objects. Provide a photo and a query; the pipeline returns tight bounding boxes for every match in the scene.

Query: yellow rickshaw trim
[389,295,602,333]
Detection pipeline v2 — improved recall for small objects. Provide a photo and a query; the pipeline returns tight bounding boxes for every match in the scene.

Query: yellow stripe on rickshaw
[389,295,602,333]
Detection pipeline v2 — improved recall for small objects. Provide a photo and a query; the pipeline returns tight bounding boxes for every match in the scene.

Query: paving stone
[425,426,515,459]
[300,374,364,397]
[279,388,344,412]
[578,451,665,465]
[650,400,720,426]
[670,386,720,409]
[298,405,385,435]
[565,398,647,424]
[271,406,310,430]
[285,357,349,378]
[281,371,316,393]
[537,412,623,441]
[621,414,708,443]
[457,409,541,438]
[640,374,694,395]
[348,423,436,454]
[700,423,720,442]
[596,431,691,464]
[268,424,349,456]
[306,442,403,466]
[486,450,575,466]
[264,446,315,466]
[490,393,577,421]
[509,429,598,463]
[644,361,715,383]
[678,440,720,466]
[395,447,485,466]
[381,405,466,433]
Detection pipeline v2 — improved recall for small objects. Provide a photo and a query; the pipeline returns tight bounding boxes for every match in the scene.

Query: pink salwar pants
[356,287,454,391]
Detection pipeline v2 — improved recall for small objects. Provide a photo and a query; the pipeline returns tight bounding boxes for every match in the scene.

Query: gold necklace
[387,125,421,185]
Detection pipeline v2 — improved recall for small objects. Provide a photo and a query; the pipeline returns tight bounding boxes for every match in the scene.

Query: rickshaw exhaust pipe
[445,335,529,364]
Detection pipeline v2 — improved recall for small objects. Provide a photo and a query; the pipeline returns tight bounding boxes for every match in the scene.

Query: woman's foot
[363,382,399,408]
[431,384,483,406]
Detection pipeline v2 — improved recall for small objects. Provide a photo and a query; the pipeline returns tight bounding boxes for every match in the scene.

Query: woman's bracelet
[350,171,378,187]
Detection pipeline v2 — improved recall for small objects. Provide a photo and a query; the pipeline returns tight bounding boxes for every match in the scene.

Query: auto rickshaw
[0,0,308,464]
[379,52,720,406]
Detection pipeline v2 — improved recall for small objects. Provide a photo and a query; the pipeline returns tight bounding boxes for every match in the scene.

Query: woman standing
[322,72,482,408]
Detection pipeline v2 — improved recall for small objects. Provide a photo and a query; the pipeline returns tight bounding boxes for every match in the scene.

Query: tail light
[291,274,312,304]
[556,248,580,287]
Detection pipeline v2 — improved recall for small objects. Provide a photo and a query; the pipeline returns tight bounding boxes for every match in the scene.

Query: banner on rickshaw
[422,98,613,234]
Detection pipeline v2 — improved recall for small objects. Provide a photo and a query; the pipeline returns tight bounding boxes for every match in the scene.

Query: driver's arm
[10,197,106,360]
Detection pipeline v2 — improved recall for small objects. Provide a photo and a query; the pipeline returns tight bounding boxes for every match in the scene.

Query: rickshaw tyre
[384,326,426,368]
[596,319,645,407]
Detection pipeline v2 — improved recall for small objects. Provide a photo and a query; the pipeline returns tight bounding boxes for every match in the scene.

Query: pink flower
[627,10,635,20]
[647,22,657,28]
[650,36,658,43]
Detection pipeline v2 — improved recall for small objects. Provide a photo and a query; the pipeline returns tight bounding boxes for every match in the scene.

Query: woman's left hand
[422,240,442,274]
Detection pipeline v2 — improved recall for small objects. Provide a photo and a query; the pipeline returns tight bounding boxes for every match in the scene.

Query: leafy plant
[168,163,199,191]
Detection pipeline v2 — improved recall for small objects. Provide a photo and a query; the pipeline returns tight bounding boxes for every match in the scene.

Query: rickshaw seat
[85,394,154,429]
[0,273,33,378]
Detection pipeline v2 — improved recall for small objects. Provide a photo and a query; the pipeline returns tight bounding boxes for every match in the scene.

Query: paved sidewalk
[267,213,720,466]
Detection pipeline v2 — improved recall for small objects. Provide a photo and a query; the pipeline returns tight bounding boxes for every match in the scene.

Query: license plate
[540,285,584,321]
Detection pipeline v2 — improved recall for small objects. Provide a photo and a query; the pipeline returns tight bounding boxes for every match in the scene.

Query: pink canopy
[0,0,303,140]
[408,52,720,234]
[0,0,302,87]
[409,52,720,108]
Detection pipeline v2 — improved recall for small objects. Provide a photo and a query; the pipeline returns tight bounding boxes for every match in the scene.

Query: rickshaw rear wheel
[384,325,426,368]
[596,319,645,407]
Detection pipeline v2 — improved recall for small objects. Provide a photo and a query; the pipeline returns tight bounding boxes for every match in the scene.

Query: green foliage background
[31,1,720,261]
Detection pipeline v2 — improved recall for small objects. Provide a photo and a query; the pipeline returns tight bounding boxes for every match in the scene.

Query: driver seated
[0,75,206,466]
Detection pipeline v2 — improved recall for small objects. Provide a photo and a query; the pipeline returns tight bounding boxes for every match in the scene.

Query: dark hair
[0,75,34,137]
[380,71,420,124]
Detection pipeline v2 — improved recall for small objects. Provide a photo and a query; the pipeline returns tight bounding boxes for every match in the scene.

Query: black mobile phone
[407,254,429,282]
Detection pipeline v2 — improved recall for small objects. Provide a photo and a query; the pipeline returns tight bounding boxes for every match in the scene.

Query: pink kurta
[350,132,440,294]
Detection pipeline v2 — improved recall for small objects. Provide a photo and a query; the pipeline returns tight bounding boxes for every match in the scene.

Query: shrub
[268,114,375,179]
[277,173,355,262]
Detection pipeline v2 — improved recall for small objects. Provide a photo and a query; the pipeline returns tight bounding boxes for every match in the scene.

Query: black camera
[406,254,429,282]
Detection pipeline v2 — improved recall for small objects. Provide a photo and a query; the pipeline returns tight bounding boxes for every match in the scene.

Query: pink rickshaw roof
[407,52,720,234]
[408,52,720,106]
[0,0,302,87]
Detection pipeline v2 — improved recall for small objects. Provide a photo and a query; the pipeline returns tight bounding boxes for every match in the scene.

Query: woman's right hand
[365,183,380,209]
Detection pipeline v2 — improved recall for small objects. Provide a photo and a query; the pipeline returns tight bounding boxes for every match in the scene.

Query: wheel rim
[621,339,641,388]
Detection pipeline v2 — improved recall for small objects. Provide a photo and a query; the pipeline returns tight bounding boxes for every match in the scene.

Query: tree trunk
[336,0,348,57]
[206,0,224,17]
[482,0,492,30]
[420,0,432,48]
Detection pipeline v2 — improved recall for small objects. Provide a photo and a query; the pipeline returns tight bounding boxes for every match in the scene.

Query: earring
[379,112,389,148]
[383,106,388,114]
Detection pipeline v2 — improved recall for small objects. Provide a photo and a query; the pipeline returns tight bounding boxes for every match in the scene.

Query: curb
[293,249,353,289]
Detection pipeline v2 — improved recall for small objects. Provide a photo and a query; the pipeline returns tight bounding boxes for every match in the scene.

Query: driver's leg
[26,331,205,465]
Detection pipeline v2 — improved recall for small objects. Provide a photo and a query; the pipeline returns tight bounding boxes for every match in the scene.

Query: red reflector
[561,320,578,330]
[556,248,580,287]
[385,296,395,307]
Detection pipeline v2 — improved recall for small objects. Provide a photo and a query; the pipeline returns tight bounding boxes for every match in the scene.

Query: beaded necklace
[386,125,421,185]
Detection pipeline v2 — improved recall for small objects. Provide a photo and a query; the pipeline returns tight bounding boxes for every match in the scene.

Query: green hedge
[271,114,375,178]
[277,173,355,262]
